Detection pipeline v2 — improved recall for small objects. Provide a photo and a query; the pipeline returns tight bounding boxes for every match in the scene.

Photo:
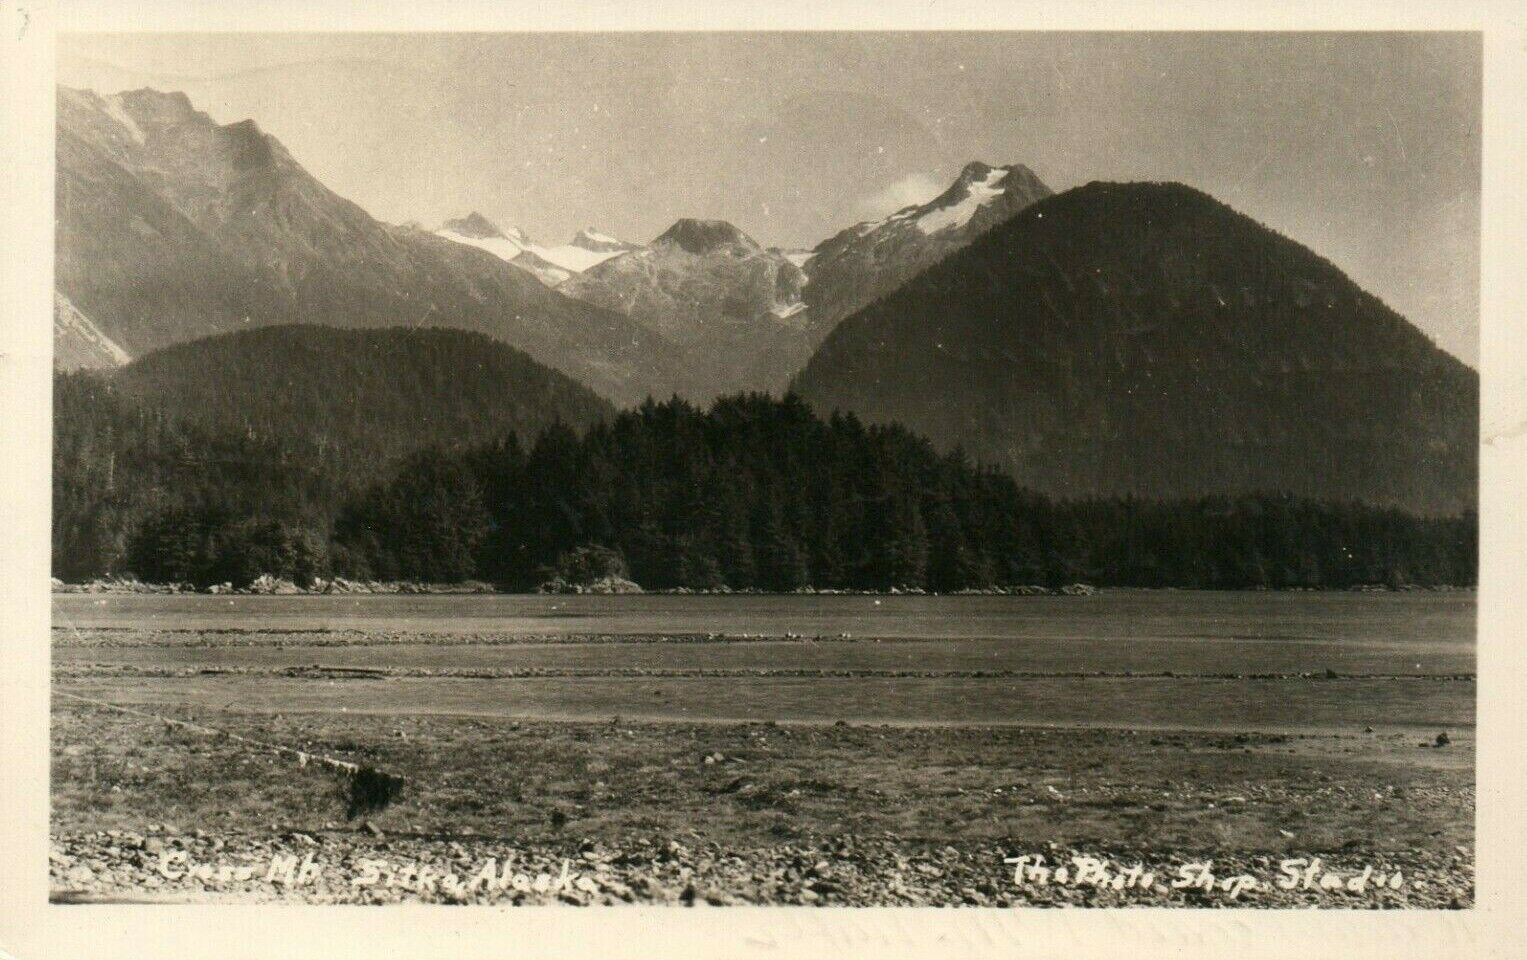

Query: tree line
[55,380,1476,591]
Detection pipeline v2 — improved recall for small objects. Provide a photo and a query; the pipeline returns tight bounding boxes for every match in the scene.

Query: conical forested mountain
[793,181,1477,515]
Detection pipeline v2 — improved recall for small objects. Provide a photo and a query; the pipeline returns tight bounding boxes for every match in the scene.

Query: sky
[59,32,1481,365]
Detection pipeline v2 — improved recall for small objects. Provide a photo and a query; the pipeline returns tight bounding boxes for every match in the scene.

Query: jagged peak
[905,162,1051,235]
[654,218,759,255]
[928,161,1021,207]
[59,85,208,144]
[57,85,103,105]
[953,160,1043,184]
[955,160,997,182]
[217,117,280,170]
[118,87,195,109]
[440,212,510,241]
[571,228,636,252]
[831,161,1052,246]
[113,87,202,127]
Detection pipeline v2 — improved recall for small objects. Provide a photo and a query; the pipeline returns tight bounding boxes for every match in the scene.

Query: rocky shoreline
[51,575,504,596]
[50,828,1472,907]
[49,575,1084,596]
[52,576,1471,597]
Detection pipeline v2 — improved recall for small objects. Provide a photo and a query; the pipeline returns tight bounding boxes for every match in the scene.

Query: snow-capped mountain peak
[434,215,636,285]
[838,162,1048,243]
[436,214,535,265]
[916,163,1012,234]
[441,212,513,241]
[790,160,1052,373]
[655,219,759,255]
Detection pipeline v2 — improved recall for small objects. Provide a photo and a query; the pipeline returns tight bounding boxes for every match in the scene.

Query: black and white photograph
[4,5,1526,953]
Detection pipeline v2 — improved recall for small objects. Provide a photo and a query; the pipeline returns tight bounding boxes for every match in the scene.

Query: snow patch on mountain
[54,291,131,370]
[572,229,634,252]
[535,244,627,273]
[436,227,532,264]
[917,166,1009,234]
[436,215,631,279]
[850,206,920,238]
[101,93,146,144]
[510,251,575,286]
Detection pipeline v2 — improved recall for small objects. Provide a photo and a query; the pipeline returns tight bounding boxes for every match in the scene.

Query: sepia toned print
[47,31,1477,907]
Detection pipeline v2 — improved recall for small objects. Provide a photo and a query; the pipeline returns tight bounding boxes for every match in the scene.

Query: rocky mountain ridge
[556,218,810,398]
[56,86,686,405]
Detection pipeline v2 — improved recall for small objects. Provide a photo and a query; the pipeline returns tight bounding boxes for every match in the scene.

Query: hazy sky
[60,32,1480,364]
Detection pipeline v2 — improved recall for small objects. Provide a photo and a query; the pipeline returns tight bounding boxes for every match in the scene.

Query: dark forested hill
[54,326,614,580]
[56,87,686,405]
[114,325,614,478]
[53,371,337,582]
[792,181,1478,515]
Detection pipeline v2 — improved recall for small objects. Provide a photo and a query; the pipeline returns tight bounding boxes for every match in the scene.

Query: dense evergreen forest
[56,380,1476,591]
[53,372,336,582]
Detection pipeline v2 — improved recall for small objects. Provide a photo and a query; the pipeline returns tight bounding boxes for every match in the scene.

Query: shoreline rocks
[51,578,1475,597]
[536,575,644,595]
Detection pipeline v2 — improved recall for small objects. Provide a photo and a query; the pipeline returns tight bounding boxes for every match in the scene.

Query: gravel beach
[50,828,1473,907]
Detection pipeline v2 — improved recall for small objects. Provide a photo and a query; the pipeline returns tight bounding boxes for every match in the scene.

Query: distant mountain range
[54,86,1059,406]
[792,181,1478,514]
[458,164,1053,399]
[556,218,811,398]
[56,87,686,406]
[53,86,1478,515]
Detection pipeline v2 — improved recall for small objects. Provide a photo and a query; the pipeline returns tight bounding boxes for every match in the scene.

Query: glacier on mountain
[917,166,1010,234]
